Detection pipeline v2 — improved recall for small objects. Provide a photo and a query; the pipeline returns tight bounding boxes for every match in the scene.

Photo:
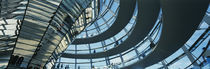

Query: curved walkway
[71,0,136,44]
[122,0,209,68]
[62,0,160,59]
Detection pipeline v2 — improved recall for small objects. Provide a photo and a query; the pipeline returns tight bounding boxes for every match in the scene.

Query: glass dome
[0,0,209,69]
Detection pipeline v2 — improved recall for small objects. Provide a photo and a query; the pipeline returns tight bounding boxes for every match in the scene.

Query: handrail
[184,40,210,69]
[165,28,209,67]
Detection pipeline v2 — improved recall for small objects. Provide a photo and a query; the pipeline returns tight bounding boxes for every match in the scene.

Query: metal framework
[0,0,209,69]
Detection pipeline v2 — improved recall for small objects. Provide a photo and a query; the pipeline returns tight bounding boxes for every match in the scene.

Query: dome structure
[0,0,210,69]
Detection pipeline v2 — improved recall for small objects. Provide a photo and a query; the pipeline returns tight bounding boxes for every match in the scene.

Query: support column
[161,60,168,69]
[182,45,199,67]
